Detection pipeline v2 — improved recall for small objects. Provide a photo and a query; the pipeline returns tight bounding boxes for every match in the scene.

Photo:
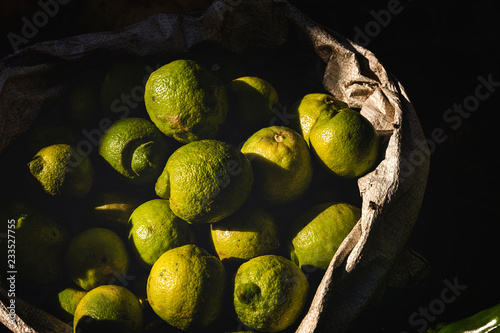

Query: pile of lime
[0,46,381,332]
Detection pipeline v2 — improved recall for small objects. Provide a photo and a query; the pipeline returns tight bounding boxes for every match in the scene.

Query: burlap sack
[0,0,430,332]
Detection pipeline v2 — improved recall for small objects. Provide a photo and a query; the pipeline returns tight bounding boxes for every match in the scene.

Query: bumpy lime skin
[147,244,226,331]
[289,93,348,145]
[310,108,379,178]
[210,205,279,261]
[155,140,253,224]
[65,228,129,291]
[234,255,309,332]
[74,285,143,333]
[127,198,195,267]
[144,59,228,143]
[241,126,313,205]
[28,144,94,198]
[98,117,170,185]
[289,202,361,271]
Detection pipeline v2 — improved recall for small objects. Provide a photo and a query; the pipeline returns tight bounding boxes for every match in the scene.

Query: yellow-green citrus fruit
[310,108,379,178]
[98,117,170,184]
[147,244,226,331]
[155,139,253,224]
[227,76,281,130]
[0,201,68,286]
[290,93,348,145]
[289,202,361,271]
[234,255,309,332]
[241,126,312,205]
[46,285,87,322]
[128,199,196,267]
[210,204,279,261]
[28,144,94,198]
[65,227,129,291]
[73,284,143,333]
[144,59,228,143]
[56,286,87,321]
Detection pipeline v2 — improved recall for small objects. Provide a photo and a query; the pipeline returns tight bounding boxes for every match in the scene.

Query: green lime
[147,244,226,330]
[211,204,279,261]
[289,202,361,271]
[46,285,87,322]
[310,107,379,178]
[234,255,309,332]
[290,93,348,145]
[98,117,171,185]
[144,59,228,143]
[241,126,312,205]
[0,201,68,286]
[155,139,253,224]
[227,76,281,130]
[57,286,87,320]
[128,199,196,267]
[65,227,129,291]
[74,284,143,333]
[28,144,94,198]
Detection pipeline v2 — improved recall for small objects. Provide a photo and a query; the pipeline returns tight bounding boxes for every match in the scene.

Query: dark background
[290,1,500,332]
[1,0,499,332]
